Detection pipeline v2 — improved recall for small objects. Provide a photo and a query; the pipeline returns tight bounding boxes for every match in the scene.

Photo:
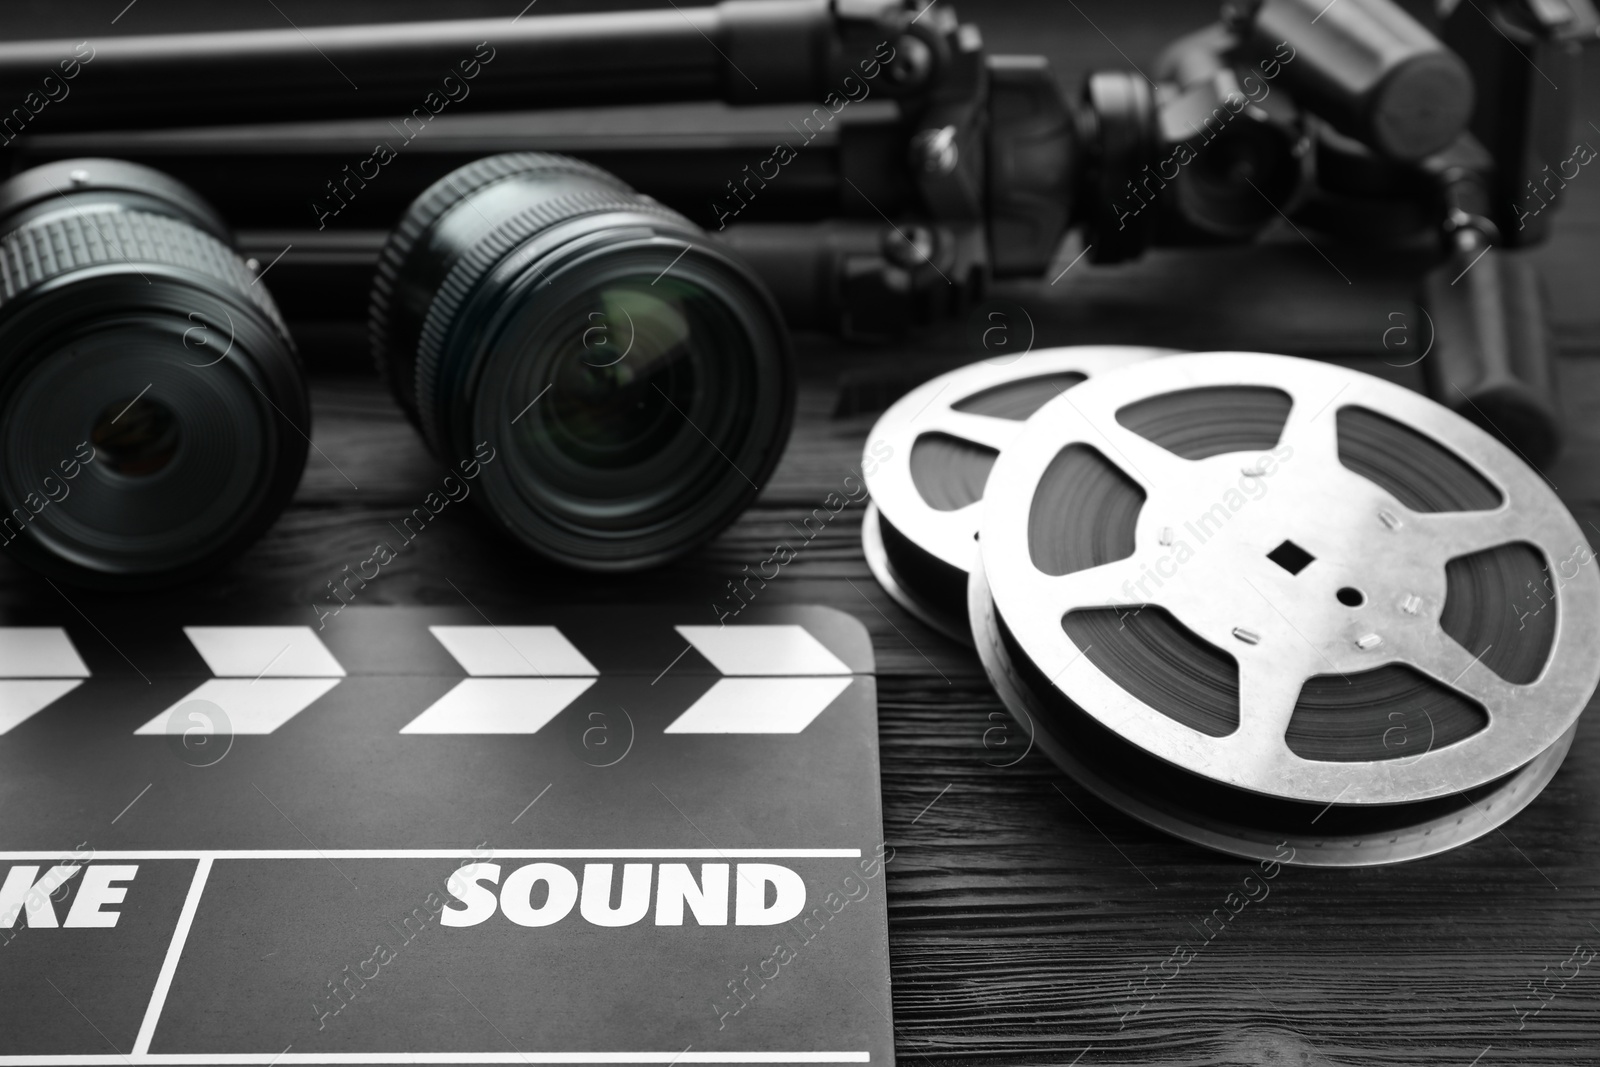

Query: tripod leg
[1421,228,1563,467]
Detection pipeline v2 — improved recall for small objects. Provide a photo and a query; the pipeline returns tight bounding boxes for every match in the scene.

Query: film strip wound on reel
[860,346,1172,644]
[972,353,1600,865]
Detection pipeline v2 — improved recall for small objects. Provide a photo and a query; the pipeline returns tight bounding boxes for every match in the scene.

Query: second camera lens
[370,153,794,572]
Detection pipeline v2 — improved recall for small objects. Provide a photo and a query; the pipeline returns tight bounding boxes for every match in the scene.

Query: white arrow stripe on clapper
[674,624,851,677]
[428,625,598,677]
[664,677,853,734]
[398,627,599,734]
[665,625,853,734]
[400,678,598,734]
[134,626,345,736]
[0,627,90,735]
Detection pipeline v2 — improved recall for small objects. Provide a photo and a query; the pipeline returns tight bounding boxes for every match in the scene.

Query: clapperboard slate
[0,604,891,1066]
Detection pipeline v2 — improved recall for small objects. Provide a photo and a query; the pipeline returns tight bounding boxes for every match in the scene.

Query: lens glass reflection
[507,272,752,518]
[543,282,698,471]
[91,395,181,477]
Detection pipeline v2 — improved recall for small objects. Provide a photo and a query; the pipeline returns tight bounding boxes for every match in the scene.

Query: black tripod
[0,0,1587,462]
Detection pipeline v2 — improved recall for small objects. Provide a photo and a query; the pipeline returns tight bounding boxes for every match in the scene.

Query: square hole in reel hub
[1267,540,1315,575]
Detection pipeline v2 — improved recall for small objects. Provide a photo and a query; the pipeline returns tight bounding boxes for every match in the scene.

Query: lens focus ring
[0,209,286,336]
[369,151,630,418]
[412,187,683,453]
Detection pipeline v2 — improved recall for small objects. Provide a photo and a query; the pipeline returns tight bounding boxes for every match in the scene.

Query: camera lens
[371,153,793,571]
[0,159,307,588]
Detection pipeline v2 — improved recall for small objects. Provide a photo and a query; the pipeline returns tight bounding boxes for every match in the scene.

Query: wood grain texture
[8,348,1596,1065]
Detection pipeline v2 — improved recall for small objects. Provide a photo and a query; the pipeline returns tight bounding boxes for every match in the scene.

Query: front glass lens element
[503,271,756,533]
[0,322,272,575]
[545,284,696,471]
[91,395,182,477]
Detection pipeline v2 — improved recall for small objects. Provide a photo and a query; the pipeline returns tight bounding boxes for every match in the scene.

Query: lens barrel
[370,153,793,572]
[0,159,307,588]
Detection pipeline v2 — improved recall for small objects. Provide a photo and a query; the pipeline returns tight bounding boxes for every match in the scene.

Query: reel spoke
[1079,417,1192,493]
[1232,656,1315,764]
[1276,392,1345,477]
[1046,556,1166,616]
[1406,631,1518,722]
[1407,507,1531,560]
[922,409,1024,453]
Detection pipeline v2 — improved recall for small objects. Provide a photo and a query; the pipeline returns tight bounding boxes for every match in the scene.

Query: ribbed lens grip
[0,208,290,342]
[410,187,684,452]
[368,151,629,415]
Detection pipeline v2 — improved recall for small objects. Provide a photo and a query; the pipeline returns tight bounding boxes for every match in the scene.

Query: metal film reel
[861,346,1173,643]
[973,352,1600,865]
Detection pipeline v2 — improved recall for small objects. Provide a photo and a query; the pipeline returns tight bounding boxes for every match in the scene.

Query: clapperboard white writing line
[4,848,867,1067]
[0,849,860,861]
[132,857,212,1056]
[0,1055,871,1064]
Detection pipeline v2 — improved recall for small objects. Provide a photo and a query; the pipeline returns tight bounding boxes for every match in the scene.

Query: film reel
[861,346,1173,643]
[972,352,1600,865]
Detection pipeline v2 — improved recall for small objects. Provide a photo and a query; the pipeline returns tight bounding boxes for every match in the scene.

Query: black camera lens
[0,159,307,588]
[371,153,793,572]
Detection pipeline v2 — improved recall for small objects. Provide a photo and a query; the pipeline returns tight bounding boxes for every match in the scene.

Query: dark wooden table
[3,2,1599,1063]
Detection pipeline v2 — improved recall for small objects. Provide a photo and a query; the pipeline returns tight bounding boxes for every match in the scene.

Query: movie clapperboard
[0,604,892,1066]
